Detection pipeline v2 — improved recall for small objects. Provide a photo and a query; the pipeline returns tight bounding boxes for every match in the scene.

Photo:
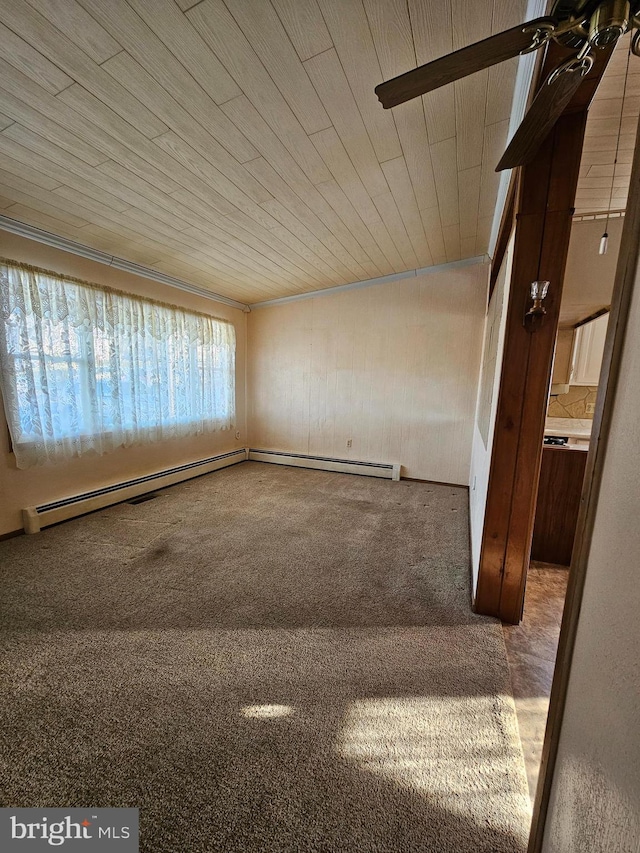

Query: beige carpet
[0,462,531,851]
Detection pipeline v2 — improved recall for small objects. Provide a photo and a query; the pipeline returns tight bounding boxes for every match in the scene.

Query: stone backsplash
[548,385,598,419]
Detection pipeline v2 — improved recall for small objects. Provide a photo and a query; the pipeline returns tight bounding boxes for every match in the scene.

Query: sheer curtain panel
[0,260,235,468]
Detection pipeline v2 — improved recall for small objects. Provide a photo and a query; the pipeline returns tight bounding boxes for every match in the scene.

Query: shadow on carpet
[0,463,531,851]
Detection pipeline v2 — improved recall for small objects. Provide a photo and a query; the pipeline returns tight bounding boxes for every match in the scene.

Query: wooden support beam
[475,43,614,624]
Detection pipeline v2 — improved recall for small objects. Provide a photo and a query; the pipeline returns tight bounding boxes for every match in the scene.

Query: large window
[0,260,235,468]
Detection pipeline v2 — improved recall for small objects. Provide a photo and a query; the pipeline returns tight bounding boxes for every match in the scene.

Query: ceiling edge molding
[0,215,249,312]
[249,255,489,309]
[488,0,548,259]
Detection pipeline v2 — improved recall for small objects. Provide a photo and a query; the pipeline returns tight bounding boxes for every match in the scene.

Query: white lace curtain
[0,260,235,469]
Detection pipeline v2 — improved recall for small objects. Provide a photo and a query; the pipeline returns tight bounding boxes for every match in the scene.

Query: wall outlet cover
[586,402,596,414]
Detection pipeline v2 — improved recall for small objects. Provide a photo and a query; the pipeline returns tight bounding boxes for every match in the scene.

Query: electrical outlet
[346,439,352,448]
[585,402,595,415]
[235,430,241,440]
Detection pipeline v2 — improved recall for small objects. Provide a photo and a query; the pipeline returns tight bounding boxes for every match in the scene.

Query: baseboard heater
[22,448,248,534]
[248,449,401,481]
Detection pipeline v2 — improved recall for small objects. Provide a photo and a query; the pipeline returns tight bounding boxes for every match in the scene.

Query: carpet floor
[0,461,531,851]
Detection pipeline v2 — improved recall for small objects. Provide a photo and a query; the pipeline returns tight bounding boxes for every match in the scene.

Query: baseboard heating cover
[248,449,401,481]
[22,448,248,534]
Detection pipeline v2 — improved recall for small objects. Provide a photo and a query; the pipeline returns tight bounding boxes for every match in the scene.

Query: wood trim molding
[527,102,640,853]
[573,307,610,329]
[249,255,488,308]
[0,215,249,312]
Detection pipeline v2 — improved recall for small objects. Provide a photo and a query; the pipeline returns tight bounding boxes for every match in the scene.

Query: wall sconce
[524,280,549,331]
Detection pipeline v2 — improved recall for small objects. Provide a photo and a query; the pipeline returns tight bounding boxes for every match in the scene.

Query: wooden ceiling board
[183,227,315,291]
[0,20,73,95]
[317,0,402,164]
[0,179,91,229]
[430,138,460,231]
[0,100,107,167]
[219,94,372,264]
[270,0,332,62]
[380,155,433,268]
[442,222,462,261]
[0,134,139,215]
[313,178,395,274]
[220,0,331,136]
[362,0,441,260]
[575,33,640,215]
[458,165,482,242]
[187,0,332,185]
[0,152,62,193]
[215,212,334,287]
[23,0,121,64]
[309,126,383,229]
[304,48,389,199]
[76,0,254,159]
[372,188,419,270]
[419,205,447,263]
[244,156,372,278]
[126,0,242,105]
[408,0,455,144]
[1,0,532,303]
[6,203,90,239]
[102,53,258,173]
[452,0,492,173]
[264,197,365,281]
[0,0,168,139]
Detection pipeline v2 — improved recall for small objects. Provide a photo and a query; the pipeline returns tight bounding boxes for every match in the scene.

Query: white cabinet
[570,312,608,386]
[552,328,576,386]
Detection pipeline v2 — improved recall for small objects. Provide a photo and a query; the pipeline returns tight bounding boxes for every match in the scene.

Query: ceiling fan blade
[374,17,556,109]
[496,65,588,171]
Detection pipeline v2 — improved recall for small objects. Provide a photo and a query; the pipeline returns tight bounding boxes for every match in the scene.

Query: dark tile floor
[502,563,569,801]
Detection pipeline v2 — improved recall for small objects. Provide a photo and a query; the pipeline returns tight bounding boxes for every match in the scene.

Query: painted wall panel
[468,236,513,596]
[248,262,488,485]
[542,242,640,852]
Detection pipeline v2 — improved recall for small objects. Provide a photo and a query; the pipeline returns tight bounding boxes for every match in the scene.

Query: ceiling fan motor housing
[589,0,631,45]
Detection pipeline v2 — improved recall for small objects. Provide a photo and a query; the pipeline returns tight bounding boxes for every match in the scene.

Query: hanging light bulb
[596,41,630,256]
[599,231,609,255]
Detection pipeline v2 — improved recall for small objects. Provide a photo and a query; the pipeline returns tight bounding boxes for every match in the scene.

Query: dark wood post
[475,45,613,624]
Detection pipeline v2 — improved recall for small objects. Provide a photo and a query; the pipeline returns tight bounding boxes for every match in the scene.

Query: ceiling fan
[375,0,638,171]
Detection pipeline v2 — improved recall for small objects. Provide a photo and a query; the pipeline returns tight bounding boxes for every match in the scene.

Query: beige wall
[542,251,640,850]
[0,232,247,535]
[247,263,487,485]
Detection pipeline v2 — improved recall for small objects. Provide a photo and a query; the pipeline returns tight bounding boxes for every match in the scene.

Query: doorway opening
[502,211,622,803]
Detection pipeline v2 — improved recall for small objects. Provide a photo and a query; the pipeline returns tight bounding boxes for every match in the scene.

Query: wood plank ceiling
[0,0,528,304]
[575,32,640,216]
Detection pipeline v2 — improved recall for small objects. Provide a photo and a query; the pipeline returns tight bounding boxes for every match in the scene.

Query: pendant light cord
[604,43,632,235]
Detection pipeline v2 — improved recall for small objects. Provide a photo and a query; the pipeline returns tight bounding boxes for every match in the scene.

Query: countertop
[544,417,592,440]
